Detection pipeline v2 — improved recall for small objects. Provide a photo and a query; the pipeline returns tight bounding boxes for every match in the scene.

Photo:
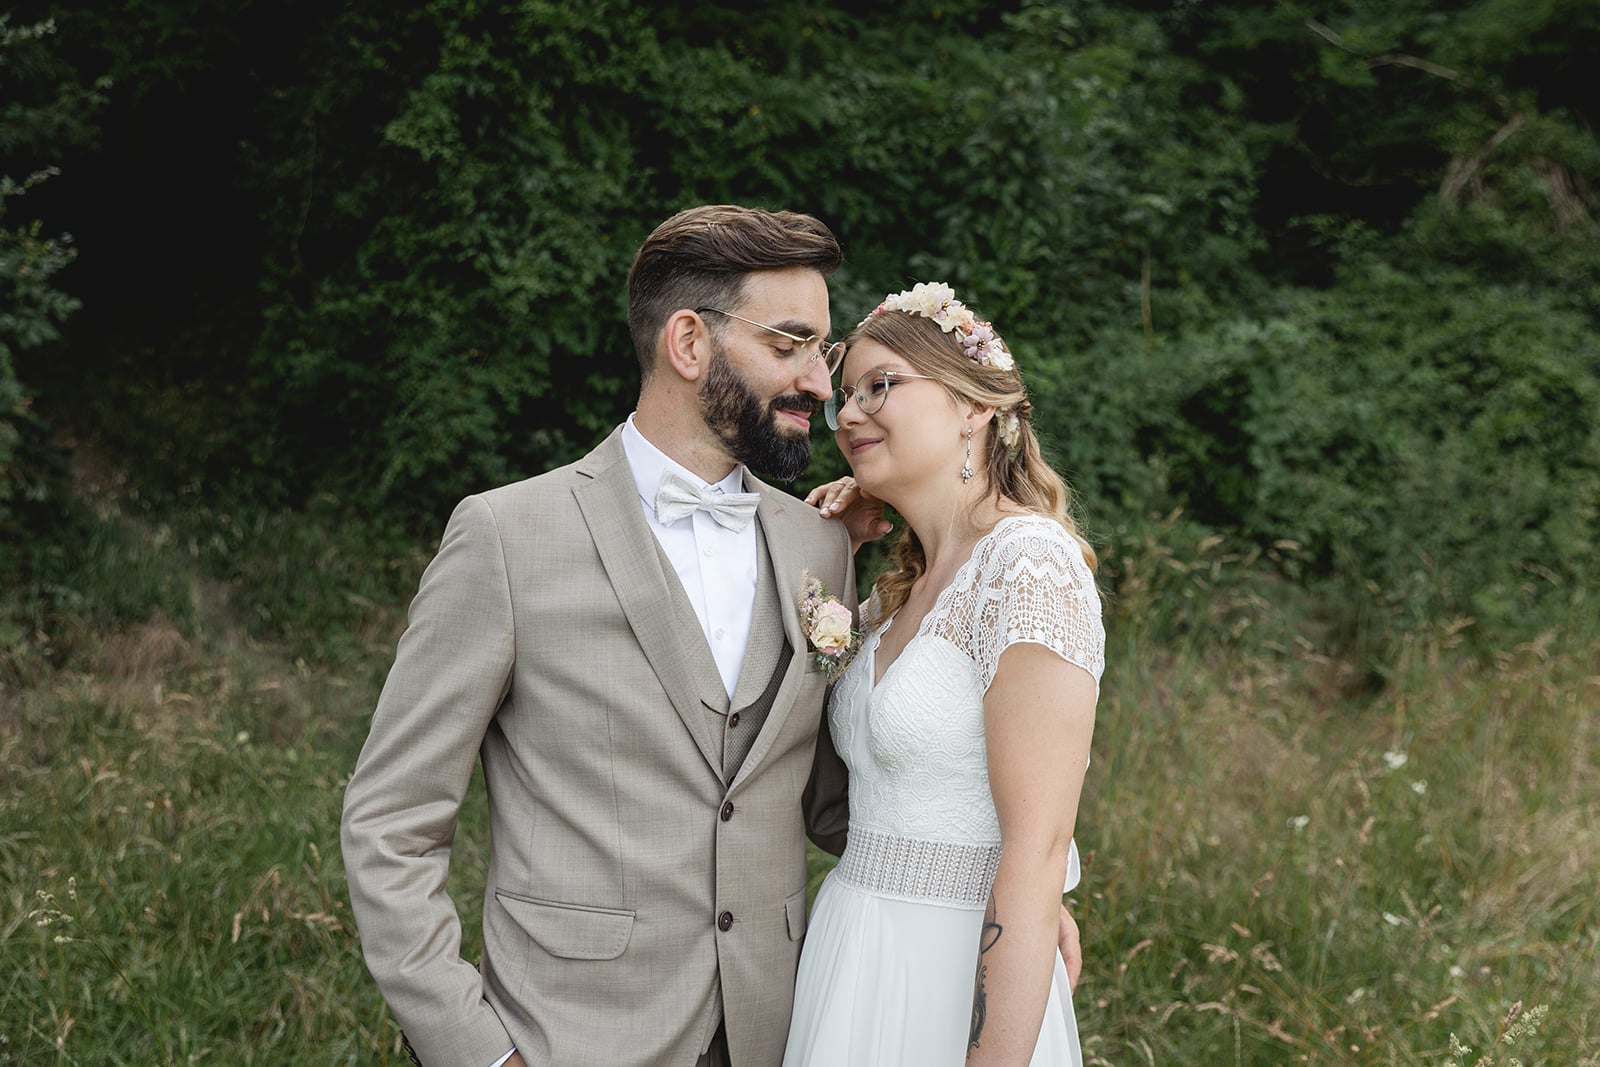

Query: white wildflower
[894,282,956,320]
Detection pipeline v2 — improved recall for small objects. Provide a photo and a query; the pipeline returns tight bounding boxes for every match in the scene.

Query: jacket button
[729,712,742,728]
[721,801,734,822]
[718,910,734,931]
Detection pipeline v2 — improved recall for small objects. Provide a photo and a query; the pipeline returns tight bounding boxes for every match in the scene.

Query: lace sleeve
[968,517,1105,692]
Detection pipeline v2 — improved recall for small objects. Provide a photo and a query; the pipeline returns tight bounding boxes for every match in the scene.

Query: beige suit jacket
[341,428,853,1067]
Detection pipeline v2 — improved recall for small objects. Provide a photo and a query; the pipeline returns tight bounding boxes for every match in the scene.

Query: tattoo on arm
[968,898,1004,1052]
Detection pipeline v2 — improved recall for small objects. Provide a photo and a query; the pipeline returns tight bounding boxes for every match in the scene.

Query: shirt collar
[621,413,749,510]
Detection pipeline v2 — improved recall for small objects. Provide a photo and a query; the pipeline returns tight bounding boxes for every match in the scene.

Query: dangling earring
[960,426,974,484]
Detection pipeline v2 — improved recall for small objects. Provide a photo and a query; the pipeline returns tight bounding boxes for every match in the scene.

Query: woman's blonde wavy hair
[843,303,1097,624]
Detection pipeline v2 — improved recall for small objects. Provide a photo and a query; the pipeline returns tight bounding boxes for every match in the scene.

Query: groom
[342,204,865,1067]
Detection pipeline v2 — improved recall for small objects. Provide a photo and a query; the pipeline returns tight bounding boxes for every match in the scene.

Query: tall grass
[4,500,1597,1063]
[1064,525,1600,1065]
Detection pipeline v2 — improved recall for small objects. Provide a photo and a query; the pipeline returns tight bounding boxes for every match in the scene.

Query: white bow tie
[654,470,761,531]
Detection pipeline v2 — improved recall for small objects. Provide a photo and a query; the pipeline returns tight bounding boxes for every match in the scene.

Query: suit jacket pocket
[495,891,635,960]
[784,886,808,942]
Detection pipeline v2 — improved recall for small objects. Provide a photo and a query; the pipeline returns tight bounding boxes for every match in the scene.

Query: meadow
[3,488,1595,1065]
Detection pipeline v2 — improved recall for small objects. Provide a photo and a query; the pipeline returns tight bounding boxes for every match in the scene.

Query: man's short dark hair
[627,205,842,382]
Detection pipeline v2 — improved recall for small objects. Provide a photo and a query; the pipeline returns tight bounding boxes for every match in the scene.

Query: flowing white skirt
[782,873,1083,1066]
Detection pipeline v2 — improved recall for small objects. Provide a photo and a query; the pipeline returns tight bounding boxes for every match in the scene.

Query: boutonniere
[799,570,860,681]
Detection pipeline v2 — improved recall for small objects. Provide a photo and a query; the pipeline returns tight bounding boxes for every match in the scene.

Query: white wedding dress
[783,515,1105,1067]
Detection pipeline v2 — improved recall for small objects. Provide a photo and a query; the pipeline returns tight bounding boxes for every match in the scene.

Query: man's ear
[662,309,712,384]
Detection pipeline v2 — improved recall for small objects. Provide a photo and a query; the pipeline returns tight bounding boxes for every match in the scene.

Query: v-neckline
[868,515,1031,690]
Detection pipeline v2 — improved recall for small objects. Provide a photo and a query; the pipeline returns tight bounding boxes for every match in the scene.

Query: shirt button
[729,712,742,728]
[721,801,735,822]
[718,910,734,932]
[703,545,714,557]
[714,627,725,640]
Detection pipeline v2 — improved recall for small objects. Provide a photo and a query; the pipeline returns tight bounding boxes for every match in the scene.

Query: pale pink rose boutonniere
[799,570,860,681]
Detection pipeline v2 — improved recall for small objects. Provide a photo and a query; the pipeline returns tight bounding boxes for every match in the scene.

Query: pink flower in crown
[961,323,995,361]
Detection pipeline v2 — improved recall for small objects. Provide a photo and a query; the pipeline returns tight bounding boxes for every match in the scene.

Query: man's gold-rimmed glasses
[697,307,846,375]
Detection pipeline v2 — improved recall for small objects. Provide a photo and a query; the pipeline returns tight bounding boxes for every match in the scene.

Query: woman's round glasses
[824,369,941,431]
[696,307,846,374]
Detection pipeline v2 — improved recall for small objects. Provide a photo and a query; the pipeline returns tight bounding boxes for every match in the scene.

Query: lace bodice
[828,516,1103,901]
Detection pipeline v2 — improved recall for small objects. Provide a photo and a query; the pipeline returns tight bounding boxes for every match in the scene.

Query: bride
[786,283,1104,1066]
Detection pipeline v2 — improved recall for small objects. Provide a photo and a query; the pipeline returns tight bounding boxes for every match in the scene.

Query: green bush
[12,0,1600,652]
[1113,257,1598,647]
[1,14,107,644]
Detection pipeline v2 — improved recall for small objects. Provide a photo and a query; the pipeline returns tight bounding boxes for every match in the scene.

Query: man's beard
[700,346,816,482]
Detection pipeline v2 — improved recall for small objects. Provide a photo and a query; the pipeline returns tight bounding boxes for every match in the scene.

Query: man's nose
[796,354,833,400]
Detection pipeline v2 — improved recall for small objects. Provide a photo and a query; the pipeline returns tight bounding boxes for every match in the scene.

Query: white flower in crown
[887,281,959,323]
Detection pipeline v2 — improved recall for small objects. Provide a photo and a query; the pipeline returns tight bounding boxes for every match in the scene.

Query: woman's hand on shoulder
[804,476,893,554]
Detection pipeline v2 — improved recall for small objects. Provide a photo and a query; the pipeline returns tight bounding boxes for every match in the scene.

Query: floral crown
[860,281,1024,453]
[862,282,1016,371]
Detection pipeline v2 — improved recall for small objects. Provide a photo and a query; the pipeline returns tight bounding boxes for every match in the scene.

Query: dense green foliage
[0,14,109,646]
[6,0,1599,654]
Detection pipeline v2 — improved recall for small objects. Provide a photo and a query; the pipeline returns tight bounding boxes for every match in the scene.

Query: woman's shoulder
[975,513,1093,577]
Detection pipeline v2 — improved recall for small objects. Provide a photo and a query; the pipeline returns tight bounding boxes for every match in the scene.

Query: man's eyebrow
[771,318,826,339]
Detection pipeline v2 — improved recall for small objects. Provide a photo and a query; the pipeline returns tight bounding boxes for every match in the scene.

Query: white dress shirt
[621,414,759,700]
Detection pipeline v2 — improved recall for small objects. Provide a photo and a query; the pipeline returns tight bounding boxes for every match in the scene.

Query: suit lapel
[573,432,723,777]
[726,531,783,711]
[730,478,812,788]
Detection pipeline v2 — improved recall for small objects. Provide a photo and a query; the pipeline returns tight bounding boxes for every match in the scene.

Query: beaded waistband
[833,826,1001,908]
